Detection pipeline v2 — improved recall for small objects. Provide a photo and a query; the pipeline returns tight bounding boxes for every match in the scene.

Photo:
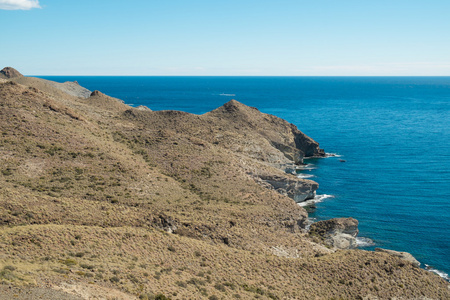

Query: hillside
[0,68,449,299]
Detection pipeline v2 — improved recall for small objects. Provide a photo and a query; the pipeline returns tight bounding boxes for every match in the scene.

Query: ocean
[38,76,450,281]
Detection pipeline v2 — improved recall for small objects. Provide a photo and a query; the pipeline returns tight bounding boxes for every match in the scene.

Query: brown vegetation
[0,72,449,299]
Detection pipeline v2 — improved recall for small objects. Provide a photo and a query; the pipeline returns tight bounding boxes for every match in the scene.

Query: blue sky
[1,0,449,75]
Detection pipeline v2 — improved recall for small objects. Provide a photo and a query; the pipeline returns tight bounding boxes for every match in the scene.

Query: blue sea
[39,76,450,280]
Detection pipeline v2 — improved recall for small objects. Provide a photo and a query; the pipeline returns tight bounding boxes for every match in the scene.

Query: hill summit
[0,66,23,79]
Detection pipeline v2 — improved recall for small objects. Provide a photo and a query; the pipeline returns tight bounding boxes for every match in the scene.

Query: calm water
[39,76,450,280]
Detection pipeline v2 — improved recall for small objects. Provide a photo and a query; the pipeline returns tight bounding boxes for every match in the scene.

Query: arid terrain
[1,67,449,299]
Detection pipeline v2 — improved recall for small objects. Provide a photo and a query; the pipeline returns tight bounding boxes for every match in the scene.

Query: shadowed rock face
[0,67,23,79]
[207,100,325,163]
[256,174,318,202]
[309,218,359,249]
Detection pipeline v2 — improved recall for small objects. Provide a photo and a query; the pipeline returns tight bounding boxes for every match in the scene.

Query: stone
[326,233,358,249]
[136,105,152,111]
[309,217,359,249]
[375,248,421,268]
[256,174,318,202]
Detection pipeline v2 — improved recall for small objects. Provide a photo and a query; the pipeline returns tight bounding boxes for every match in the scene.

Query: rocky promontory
[309,217,359,249]
[0,69,449,299]
[375,248,421,268]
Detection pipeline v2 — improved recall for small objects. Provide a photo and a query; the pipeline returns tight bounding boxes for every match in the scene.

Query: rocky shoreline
[1,67,449,299]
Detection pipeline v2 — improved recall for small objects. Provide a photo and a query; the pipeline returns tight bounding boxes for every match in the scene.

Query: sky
[1,0,449,76]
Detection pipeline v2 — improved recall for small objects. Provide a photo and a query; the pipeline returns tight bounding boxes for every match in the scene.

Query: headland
[0,67,448,299]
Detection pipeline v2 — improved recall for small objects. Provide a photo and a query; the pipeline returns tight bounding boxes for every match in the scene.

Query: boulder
[256,174,318,202]
[375,248,421,268]
[309,217,359,249]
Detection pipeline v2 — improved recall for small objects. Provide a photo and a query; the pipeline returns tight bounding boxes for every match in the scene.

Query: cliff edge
[0,69,448,299]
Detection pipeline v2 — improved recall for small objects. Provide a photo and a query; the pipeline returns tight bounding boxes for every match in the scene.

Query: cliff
[0,70,448,299]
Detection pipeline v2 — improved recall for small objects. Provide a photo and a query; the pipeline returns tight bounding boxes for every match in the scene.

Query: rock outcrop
[136,105,152,111]
[85,89,129,113]
[206,100,325,164]
[0,67,23,79]
[375,248,421,268]
[90,90,105,97]
[256,173,318,202]
[309,217,359,249]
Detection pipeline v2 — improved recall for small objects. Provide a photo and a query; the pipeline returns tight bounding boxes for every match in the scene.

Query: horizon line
[29,74,450,77]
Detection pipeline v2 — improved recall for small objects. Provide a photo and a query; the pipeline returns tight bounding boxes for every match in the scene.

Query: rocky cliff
[0,70,448,299]
[309,217,359,249]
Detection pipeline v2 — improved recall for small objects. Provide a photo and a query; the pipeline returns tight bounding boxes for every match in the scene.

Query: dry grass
[0,78,449,299]
[1,224,448,299]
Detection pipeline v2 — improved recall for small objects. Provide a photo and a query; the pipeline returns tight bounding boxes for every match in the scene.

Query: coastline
[25,74,450,282]
[296,153,450,282]
[1,70,449,298]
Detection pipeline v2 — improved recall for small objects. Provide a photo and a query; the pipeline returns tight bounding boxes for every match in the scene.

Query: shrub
[1,168,12,176]
[0,268,16,281]
[187,277,205,286]
[3,265,16,272]
[80,263,94,270]
[53,268,69,274]
[62,258,77,266]
[214,283,226,292]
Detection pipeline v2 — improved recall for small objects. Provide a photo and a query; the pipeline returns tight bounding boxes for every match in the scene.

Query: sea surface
[39,76,450,280]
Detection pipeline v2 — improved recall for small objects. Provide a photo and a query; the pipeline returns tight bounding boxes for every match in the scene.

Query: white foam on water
[298,194,334,207]
[219,93,236,96]
[297,163,317,170]
[356,237,375,247]
[325,153,342,158]
[425,265,450,282]
[297,173,315,179]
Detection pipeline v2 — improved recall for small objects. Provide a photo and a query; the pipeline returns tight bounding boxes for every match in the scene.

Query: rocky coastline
[1,67,449,299]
